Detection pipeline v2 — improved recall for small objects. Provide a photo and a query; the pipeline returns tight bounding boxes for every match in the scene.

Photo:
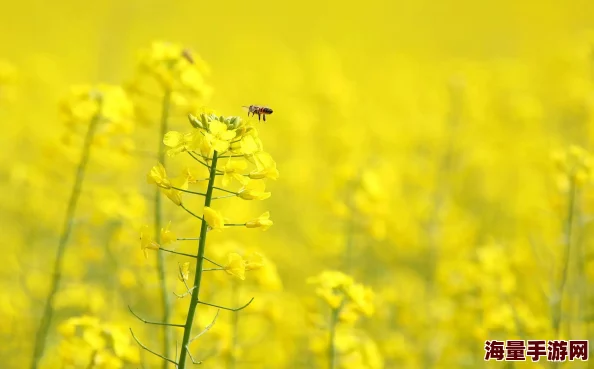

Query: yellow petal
[213,139,230,153]
[209,121,227,135]
[220,130,237,141]
[203,207,226,230]
[178,262,190,282]
[163,131,184,147]
[224,253,246,280]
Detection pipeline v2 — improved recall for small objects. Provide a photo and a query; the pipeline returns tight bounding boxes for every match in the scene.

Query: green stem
[30,106,102,369]
[343,216,355,274]
[178,151,219,368]
[553,177,577,343]
[85,351,98,369]
[328,304,341,369]
[155,89,173,369]
[171,186,206,196]
[227,280,239,369]
[213,186,238,195]
[160,248,197,259]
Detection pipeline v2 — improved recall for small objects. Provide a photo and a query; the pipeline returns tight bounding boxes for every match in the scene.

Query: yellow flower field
[1,0,594,368]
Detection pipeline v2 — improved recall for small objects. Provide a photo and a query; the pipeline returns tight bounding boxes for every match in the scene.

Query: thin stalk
[552,177,577,340]
[227,280,239,369]
[178,151,219,368]
[213,186,238,195]
[30,106,102,369]
[85,351,98,369]
[155,89,173,369]
[342,212,355,274]
[328,304,342,369]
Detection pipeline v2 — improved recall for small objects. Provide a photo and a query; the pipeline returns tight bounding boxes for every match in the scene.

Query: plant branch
[197,297,254,312]
[155,89,173,369]
[178,150,220,368]
[130,328,179,366]
[160,247,197,259]
[30,103,102,369]
[128,305,185,327]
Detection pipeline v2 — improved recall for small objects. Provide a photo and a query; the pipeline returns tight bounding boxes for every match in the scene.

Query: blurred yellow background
[2,0,594,368]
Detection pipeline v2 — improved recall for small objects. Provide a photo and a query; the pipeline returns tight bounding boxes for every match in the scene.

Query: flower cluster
[146,112,278,212]
[309,329,384,369]
[55,316,139,368]
[59,84,135,151]
[137,110,279,368]
[129,41,212,114]
[551,145,593,190]
[308,270,375,320]
[307,270,378,369]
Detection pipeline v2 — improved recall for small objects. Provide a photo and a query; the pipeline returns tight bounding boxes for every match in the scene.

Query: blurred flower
[140,225,160,258]
[160,221,176,245]
[245,252,265,271]
[222,159,249,187]
[60,84,135,138]
[224,253,246,280]
[134,41,212,98]
[238,179,271,200]
[551,145,593,189]
[147,163,189,205]
[179,262,191,282]
[56,316,139,366]
[249,151,280,180]
[246,211,274,230]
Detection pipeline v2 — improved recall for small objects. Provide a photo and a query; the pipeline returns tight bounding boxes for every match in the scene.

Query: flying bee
[242,105,273,121]
[181,49,194,64]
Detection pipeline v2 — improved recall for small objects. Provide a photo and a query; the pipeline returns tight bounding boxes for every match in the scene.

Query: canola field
[1,1,594,368]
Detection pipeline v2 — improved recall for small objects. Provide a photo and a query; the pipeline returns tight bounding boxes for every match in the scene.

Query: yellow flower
[60,84,134,134]
[147,163,171,188]
[168,176,189,205]
[118,269,137,289]
[236,134,261,155]
[316,287,344,309]
[149,171,188,206]
[338,305,361,324]
[249,151,279,180]
[238,180,271,200]
[60,85,101,125]
[178,262,190,282]
[345,283,375,317]
[224,253,246,280]
[308,271,372,310]
[163,130,198,157]
[204,121,236,153]
[245,211,274,230]
[83,326,106,350]
[160,221,176,245]
[222,159,249,187]
[245,252,265,271]
[140,225,160,259]
[552,145,593,186]
[57,320,77,337]
[182,167,200,184]
[307,270,354,290]
[203,206,226,231]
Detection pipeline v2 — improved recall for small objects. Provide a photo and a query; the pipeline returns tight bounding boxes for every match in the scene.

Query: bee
[242,105,273,121]
[181,49,195,64]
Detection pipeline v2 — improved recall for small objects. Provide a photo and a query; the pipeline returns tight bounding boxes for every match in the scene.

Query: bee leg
[263,114,266,122]
[258,113,261,121]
